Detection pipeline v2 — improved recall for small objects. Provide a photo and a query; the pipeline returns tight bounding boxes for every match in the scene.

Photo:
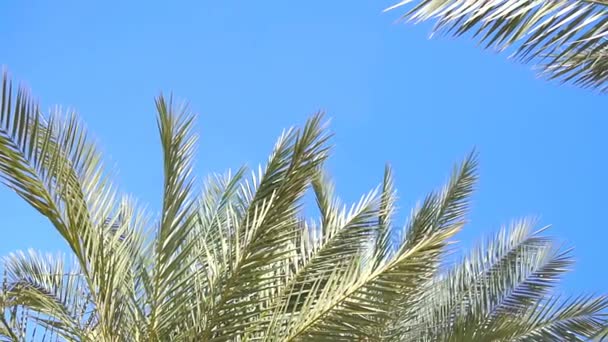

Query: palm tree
[385,0,608,92]
[0,71,606,341]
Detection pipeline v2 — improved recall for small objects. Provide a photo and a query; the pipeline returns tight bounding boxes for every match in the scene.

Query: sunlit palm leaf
[3,251,92,341]
[386,0,608,91]
[143,95,201,341]
[200,113,331,340]
[0,71,142,340]
[174,167,248,339]
[375,165,397,266]
[398,219,608,342]
[269,154,477,341]
[508,294,608,340]
[249,181,381,339]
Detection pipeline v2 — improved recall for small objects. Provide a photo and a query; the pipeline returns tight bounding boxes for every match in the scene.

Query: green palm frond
[143,95,201,340]
[172,167,248,340]
[278,224,459,341]
[507,294,608,340]
[1,275,29,342]
[199,113,331,340]
[373,152,478,340]
[386,0,608,91]
[250,184,381,339]
[0,71,143,340]
[375,164,397,266]
[3,251,91,341]
[402,151,477,251]
[399,219,606,341]
[268,154,477,341]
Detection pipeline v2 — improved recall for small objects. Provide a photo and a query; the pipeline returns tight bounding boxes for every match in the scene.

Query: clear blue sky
[2,1,607,294]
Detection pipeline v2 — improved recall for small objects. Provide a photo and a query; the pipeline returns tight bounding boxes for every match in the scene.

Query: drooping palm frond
[3,251,92,341]
[385,0,608,92]
[1,270,30,342]
[0,71,145,341]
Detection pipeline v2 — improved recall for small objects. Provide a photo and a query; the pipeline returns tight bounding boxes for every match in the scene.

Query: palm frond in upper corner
[385,0,608,92]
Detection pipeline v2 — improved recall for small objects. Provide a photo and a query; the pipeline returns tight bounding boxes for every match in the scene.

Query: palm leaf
[374,164,397,267]
[249,182,381,339]
[144,95,201,340]
[386,0,608,91]
[199,113,331,340]
[173,167,248,340]
[507,294,608,340]
[271,153,477,341]
[3,251,91,341]
[399,219,605,342]
[0,71,142,340]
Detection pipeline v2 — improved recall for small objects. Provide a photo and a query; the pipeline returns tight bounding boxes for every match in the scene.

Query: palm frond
[593,325,608,341]
[2,251,91,341]
[199,113,331,340]
[386,0,608,91]
[507,294,608,340]
[399,220,581,341]
[173,167,248,340]
[145,95,200,340]
[271,154,477,341]
[251,185,381,339]
[279,224,460,341]
[374,152,478,340]
[1,276,29,342]
[0,71,142,340]
[375,164,397,266]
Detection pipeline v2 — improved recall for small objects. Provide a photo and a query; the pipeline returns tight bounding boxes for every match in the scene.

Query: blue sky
[1,1,607,294]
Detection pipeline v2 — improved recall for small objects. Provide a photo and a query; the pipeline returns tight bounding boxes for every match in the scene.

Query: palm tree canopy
[385,0,608,92]
[0,71,606,341]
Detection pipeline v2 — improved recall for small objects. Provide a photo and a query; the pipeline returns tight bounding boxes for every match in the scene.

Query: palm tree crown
[0,72,606,341]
